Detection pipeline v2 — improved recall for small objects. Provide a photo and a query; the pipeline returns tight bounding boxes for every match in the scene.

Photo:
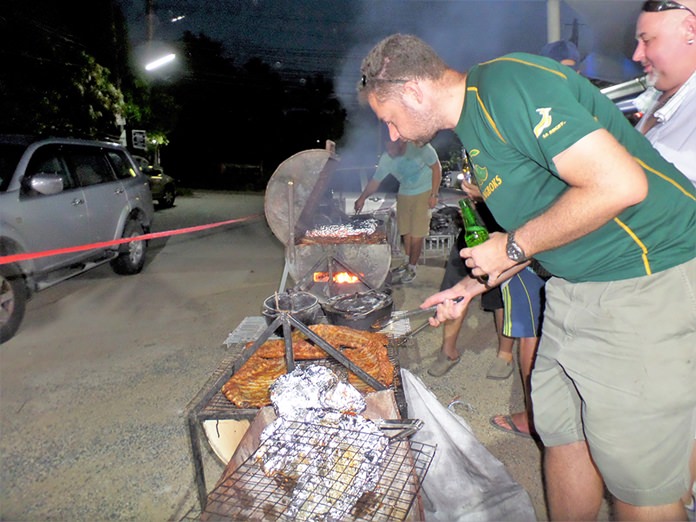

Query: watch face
[507,245,519,260]
[507,236,525,261]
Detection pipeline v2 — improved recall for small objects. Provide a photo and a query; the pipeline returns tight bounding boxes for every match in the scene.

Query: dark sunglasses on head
[359,75,408,88]
[642,0,696,15]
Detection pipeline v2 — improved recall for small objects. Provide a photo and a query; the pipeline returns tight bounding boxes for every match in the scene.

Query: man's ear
[683,13,696,42]
[402,79,423,105]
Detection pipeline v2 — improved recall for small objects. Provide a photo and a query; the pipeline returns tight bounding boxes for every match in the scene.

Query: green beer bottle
[459,198,489,247]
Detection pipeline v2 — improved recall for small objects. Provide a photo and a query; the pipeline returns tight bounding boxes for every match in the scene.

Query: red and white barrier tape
[0,213,264,266]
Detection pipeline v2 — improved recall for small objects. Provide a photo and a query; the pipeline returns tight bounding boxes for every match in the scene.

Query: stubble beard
[403,106,439,147]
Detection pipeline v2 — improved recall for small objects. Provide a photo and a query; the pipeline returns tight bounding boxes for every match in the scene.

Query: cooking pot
[262,291,324,335]
[321,290,393,331]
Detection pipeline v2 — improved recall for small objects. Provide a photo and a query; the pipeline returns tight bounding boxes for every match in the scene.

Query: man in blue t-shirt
[355,139,441,283]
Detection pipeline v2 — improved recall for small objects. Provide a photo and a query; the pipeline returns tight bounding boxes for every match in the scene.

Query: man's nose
[632,41,644,62]
[387,124,401,141]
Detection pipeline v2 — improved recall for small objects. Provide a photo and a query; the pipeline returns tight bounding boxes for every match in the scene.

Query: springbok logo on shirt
[534,108,553,138]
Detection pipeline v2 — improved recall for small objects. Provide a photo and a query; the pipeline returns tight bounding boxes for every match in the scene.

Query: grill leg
[187,414,208,510]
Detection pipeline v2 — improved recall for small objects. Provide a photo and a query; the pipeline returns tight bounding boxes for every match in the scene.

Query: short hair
[540,40,580,64]
[358,34,448,104]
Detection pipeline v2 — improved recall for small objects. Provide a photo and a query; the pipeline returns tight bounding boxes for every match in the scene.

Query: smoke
[332,0,549,177]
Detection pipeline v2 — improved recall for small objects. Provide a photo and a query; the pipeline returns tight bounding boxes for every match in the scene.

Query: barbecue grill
[264,143,393,300]
[183,144,424,519]
[185,311,411,512]
[199,418,435,521]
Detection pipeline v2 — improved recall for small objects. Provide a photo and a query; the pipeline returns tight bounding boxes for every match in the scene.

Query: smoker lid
[264,148,334,245]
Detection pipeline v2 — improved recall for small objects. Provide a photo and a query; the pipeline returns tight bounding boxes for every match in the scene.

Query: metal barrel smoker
[264,143,393,301]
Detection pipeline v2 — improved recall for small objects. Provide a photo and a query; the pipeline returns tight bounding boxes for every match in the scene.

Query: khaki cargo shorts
[531,256,696,506]
[396,191,431,238]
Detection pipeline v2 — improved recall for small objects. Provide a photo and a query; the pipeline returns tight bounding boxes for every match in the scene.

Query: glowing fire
[313,271,362,284]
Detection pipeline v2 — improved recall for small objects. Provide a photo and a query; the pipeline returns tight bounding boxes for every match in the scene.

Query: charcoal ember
[270,365,365,418]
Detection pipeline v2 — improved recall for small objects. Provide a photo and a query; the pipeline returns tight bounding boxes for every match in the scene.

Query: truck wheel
[159,186,176,208]
[0,263,27,344]
[111,219,147,275]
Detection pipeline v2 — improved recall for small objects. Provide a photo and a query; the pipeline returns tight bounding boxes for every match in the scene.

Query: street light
[145,53,176,71]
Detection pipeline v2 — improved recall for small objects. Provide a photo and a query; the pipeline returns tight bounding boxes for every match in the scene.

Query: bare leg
[492,336,540,434]
[494,308,514,362]
[545,441,604,521]
[613,499,686,521]
[400,234,410,259]
[407,235,424,266]
[441,313,465,360]
[686,440,696,505]
[516,336,540,432]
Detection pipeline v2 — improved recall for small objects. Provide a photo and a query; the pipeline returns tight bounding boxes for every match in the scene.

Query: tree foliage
[160,32,346,189]
[0,0,132,139]
[0,1,347,189]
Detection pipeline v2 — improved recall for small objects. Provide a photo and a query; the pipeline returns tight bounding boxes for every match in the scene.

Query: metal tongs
[376,418,425,441]
[371,296,465,330]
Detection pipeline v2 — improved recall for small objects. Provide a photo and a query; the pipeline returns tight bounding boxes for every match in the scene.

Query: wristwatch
[506,231,528,263]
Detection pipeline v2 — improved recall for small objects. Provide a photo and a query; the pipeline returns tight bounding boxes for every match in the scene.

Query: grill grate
[198,420,435,521]
[193,341,408,422]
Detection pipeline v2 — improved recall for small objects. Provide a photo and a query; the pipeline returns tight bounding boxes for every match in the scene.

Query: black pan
[321,290,393,332]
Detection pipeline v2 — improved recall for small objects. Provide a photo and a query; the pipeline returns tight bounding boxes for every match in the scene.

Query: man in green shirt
[358,34,696,521]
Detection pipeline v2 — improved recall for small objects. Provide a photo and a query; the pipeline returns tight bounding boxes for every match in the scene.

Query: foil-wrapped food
[256,366,389,521]
[270,365,366,417]
[300,218,385,245]
[324,290,392,318]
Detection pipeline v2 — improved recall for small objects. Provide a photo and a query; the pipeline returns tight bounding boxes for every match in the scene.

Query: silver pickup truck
[0,135,155,343]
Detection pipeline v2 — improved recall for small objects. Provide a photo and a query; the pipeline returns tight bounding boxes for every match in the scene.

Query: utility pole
[146,0,155,42]
[547,0,561,43]
[569,18,579,46]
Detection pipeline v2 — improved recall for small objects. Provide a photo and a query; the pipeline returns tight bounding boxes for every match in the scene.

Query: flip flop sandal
[489,414,532,439]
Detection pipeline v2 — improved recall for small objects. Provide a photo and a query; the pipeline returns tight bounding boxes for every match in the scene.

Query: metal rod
[281,314,296,372]
[289,316,387,391]
[374,296,465,330]
[278,259,290,294]
[287,180,296,272]
[294,155,339,239]
[230,315,284,374]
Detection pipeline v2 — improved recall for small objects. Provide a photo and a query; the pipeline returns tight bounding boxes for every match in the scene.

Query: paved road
[0,191,286,520]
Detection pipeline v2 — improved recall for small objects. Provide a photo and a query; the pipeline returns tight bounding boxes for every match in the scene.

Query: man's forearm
[358,179,381,201]
[431,163,442,196]
[513,186,628,258]
[513,129,648,258]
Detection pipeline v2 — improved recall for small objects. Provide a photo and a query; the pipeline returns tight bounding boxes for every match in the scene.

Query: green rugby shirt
[456,52,696,283]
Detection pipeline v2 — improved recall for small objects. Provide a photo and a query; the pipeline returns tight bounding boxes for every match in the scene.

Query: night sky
[122,0,644,87]
[120,0,645,162]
